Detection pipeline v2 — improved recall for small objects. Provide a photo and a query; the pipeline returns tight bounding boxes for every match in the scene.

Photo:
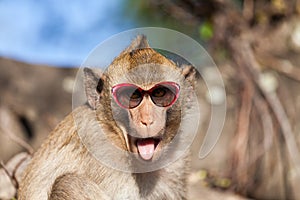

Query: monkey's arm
[18,106,109,200]
[49,173,110,200]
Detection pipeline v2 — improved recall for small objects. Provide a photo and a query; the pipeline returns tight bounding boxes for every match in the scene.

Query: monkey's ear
[83,67,104,109]
[181,64,197,87]
[121,35,150,55]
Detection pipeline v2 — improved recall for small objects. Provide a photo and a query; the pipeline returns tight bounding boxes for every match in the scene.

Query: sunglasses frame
[111,81,180,109]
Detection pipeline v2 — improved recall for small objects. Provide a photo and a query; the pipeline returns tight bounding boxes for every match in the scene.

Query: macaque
[18,35,197,200]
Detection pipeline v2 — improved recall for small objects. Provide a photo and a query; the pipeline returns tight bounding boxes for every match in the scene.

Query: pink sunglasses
[111,82,180,109]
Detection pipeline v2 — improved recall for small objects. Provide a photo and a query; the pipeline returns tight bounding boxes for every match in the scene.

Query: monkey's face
[111,81,181,161]
[82,37,198,170]
[97,48,194,163]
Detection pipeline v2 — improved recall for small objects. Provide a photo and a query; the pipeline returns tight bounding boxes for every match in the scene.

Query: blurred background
[1,0,300,199]
[0,0,198,66]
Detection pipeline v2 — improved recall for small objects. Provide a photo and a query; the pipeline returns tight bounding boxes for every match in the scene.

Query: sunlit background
[0,0,198,66]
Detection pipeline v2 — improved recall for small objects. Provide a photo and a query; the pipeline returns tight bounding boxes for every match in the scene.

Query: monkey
[18,35,197,200]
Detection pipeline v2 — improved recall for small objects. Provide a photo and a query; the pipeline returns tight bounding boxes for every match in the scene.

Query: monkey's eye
[130,90,142,100]
[152,87,166,97]
[113,85,143,109]
[150,83,180,107]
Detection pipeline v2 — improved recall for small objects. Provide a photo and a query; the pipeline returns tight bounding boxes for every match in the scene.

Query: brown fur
[18,35,196,200]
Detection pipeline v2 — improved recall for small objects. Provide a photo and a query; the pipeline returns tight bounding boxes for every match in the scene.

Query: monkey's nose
[139,97,154,127]
[140,116,154,127]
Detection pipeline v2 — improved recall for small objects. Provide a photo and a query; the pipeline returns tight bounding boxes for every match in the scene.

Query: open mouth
[122,129,164,161]
[135,137,161,161]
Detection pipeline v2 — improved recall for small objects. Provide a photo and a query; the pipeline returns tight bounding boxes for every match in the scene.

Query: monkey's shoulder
[34,105,92,156]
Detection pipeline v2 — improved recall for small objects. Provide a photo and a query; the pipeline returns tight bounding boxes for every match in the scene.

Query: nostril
[140,119,154,127]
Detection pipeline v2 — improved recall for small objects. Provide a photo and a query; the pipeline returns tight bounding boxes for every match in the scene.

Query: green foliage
[125,0,198,38]
[199,21,213,41]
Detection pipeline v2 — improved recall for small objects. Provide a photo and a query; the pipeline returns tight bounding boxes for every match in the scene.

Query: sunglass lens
[151,85,178,107]
[115,86,142,108]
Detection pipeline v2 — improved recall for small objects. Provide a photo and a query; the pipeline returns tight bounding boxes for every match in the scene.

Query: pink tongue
[137,139,155,160]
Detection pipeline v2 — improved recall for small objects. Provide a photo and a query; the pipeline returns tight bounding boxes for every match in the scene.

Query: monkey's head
[84,35,196,162]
